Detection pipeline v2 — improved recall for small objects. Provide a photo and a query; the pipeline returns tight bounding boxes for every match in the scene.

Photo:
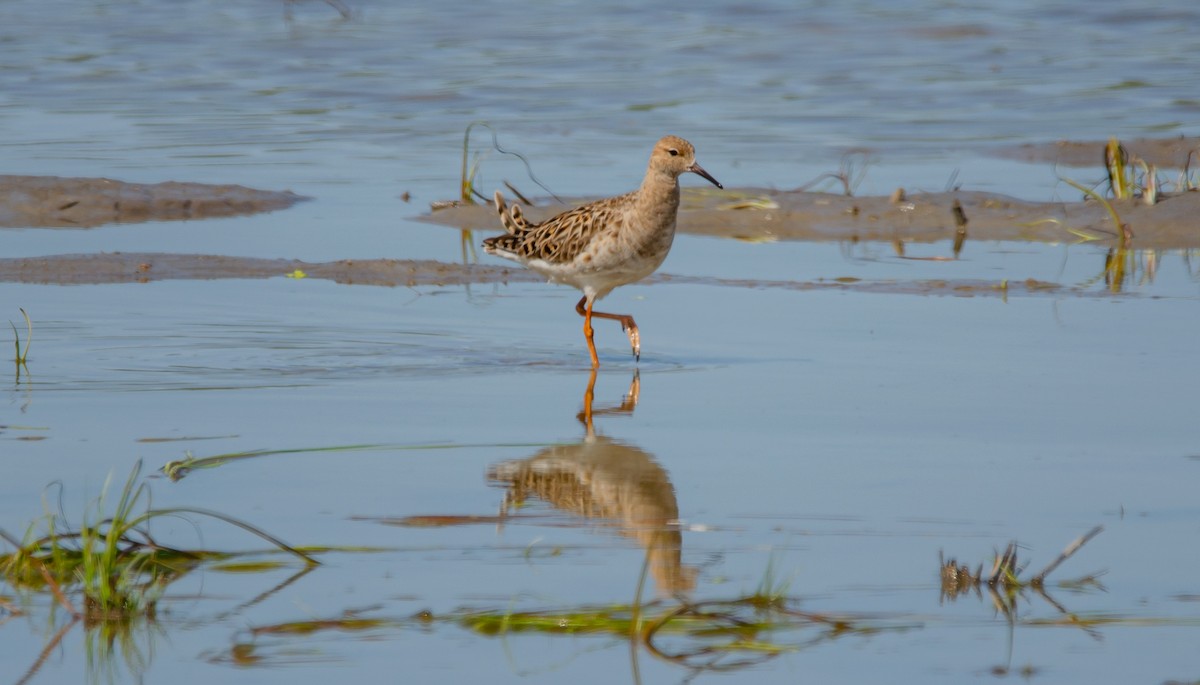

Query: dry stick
[952,199,969,229]
[0,527,22,549]
[36,562,81,618]
[1184,149,1199,190]
[952,199,969,257]
[504,181,535,207]
[1031,525,1104,585]
[989,542,1019,585]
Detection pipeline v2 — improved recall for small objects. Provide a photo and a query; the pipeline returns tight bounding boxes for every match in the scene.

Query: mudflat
[0,175,306,228]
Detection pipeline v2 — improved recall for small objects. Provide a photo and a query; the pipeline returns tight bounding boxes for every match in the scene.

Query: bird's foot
[622,323,641,362]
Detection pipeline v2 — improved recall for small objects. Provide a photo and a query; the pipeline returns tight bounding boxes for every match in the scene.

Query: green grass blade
[1060,176,1123,237]
[147,507,319,566]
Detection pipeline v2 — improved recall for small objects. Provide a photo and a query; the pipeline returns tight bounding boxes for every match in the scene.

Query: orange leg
[576,296,601,368]
[575,296,640,366]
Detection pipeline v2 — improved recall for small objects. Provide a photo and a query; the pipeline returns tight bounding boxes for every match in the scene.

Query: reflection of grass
[455,554,865,670]
[239,591,1200,673]
[219,554,889,673]
[158,593,1200,673]
[84,614,163,685]
[238,595,900,673]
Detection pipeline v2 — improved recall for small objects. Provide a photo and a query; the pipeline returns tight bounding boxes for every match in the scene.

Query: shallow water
[3,1,1200,684]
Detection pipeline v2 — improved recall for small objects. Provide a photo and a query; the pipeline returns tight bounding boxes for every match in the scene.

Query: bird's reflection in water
[487,370,695,596]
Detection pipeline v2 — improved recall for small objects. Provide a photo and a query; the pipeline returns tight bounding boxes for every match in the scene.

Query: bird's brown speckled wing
[487,193,632,264]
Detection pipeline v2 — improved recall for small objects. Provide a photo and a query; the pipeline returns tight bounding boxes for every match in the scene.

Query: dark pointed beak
[688,162,723,189]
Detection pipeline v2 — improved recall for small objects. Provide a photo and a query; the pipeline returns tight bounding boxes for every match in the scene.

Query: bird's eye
[667,148,679,157]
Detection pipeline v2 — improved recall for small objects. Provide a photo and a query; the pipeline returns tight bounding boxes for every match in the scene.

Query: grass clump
[939,525,1105,613]
[1055,137,1194,250]
[11,307,31,376]
[747,554,791,610]
[0,460,317,625]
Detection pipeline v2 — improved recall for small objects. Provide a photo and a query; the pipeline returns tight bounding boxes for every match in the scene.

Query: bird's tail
[493,191,531,235]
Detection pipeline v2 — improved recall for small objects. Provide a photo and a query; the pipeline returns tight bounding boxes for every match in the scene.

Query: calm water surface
[2,1,1199,683]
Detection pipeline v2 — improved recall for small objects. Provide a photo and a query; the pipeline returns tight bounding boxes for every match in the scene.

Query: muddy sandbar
[0,252,539,287]
[997,136,1200,168]
[424,187,1200,250]
[0,252,1134,299]
[0,175,307,228]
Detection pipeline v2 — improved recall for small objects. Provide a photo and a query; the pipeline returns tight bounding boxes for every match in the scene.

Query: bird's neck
[636,169,681,218]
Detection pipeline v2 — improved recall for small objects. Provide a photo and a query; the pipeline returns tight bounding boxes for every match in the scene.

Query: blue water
[2,1,1200,684]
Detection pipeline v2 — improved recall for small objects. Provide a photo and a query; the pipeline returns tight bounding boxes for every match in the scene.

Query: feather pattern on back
[485,191,635,264]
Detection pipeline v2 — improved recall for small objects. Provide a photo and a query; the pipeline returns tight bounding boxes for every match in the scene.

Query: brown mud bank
[0,252,1138,299]
[0,253,534,287]
[424,187,1200,250]
[427,136,1200,248]
[0,175,307,228]
[997,135,1200,168]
